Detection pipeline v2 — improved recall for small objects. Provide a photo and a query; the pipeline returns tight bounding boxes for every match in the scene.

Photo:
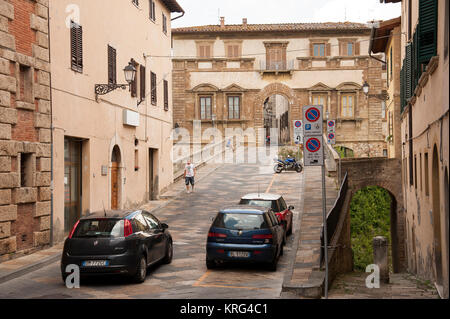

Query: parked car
[206,206,284,271]
[239,193,295,240]
[61,210,173,284]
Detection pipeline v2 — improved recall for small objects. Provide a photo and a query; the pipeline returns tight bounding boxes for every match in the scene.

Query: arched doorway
[263,94,290,145]
[432,145,443,286]
[111,145,121,210]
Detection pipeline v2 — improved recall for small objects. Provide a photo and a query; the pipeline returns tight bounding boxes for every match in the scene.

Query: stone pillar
[373,236,390,283]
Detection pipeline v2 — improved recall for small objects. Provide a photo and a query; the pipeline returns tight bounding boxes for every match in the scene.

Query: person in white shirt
[184,160,196,193]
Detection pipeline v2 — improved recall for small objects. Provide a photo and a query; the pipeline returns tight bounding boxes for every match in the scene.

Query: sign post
[303,105,328,299]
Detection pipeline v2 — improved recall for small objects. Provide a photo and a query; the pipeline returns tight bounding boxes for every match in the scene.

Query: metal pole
[322,164,328,299]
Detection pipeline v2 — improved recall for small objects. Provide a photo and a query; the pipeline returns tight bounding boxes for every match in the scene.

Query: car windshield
[72,219,124,238]
[213,213,268,230]
[239,199,278,211]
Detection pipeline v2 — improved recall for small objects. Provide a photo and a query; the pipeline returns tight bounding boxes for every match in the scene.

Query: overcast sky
[172,0,401,28]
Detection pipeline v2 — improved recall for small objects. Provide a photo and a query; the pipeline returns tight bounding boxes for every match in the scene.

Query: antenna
[102,201,107,217]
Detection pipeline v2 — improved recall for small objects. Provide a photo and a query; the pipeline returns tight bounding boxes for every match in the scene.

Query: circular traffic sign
[306,137,321,153]
[295,121,302,128]
[328,133,335,140]
[305,107,321,122]
[328,121,335,127]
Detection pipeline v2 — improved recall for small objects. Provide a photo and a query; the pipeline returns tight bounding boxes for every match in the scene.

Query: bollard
[372,236,389,284]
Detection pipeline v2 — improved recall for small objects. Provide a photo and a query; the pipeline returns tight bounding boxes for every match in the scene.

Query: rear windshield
[72,219,124,238]
[239,199,278,211]
[213,213,268,230]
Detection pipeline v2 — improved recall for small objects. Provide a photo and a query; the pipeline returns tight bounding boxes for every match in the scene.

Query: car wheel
[287,219,293,236]
[132,255,147,283]
[267,250,278,272]
[282,229,287,246]
[163,240,173,264]
[206,259,216,269]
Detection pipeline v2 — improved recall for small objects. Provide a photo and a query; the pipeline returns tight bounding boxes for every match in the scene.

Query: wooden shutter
[418,0,438,64]
[326,43,331,56]
[108,45,116,84]
[405,43,413,100]
[164,80,169,111]
[71,22,83,72]
[151,72,157,105]
[131,61,138,98]
[140,65,146,101]
[355,42,360,55]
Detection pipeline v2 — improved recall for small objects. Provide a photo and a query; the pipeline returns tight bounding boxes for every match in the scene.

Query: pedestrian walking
[184,160,196,193]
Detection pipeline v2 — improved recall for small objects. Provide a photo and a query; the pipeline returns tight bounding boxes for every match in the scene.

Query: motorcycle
[273,156,303,173]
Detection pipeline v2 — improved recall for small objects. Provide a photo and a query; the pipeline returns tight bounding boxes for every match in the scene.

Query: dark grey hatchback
[61,210,173,283]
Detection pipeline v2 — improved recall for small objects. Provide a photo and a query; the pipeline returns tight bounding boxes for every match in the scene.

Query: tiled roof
[173,22,371,34]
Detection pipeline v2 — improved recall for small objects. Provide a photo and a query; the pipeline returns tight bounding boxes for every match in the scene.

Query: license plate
[82,260,109,267]
[228,251,250,258]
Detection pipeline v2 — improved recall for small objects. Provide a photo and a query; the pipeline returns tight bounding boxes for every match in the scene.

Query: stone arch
[253,83,298,143]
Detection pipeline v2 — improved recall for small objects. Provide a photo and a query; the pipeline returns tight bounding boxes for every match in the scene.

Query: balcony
[259,60,295,75]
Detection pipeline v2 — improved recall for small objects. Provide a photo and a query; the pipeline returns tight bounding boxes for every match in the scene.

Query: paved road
[0,163,304,299]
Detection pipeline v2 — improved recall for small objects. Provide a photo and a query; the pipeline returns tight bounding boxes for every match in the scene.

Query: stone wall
[0,0,51,262]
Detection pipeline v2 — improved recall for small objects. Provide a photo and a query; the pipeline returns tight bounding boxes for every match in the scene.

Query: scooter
[273,156,303,173]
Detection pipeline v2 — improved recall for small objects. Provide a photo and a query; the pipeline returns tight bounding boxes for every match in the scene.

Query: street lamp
[362,81,389,101]
[95,61,137,100]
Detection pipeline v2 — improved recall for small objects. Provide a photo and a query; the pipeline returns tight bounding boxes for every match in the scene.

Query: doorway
[111,145,121,210]
[263,94,289,145]
[64,137,82,233]
[149,148,158,200]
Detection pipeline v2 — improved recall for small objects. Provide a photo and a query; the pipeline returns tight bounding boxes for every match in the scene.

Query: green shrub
[278,146,302,160]
[350,186,392,271]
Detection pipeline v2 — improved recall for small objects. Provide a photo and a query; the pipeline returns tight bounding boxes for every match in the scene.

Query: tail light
[208,232,227,238]
[68,220,80,239]
[216,249,225,254]
[252,234,273,239]
[124,219,133,237]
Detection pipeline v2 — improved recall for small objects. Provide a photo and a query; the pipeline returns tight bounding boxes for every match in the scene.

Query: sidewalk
[0,162,223,285]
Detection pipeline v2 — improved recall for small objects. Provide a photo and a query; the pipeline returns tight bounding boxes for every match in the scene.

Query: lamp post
[362,81,389,101]
[95,61,137,100]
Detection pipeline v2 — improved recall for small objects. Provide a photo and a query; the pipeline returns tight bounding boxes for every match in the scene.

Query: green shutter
[400,66,405,113]
[405,43,413,100]
[418,0,438,64]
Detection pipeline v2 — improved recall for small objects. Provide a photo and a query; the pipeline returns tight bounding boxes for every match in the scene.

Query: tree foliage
[350,186,392,271]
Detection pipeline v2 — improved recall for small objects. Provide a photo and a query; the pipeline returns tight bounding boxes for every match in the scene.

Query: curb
[0,252,61,285]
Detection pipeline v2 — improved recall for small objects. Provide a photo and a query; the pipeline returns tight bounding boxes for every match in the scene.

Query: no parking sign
[327,132,336,145]
[293,120,303,144]
[327,120,336,133]
[304,136,324,166]
[303,105,323,136]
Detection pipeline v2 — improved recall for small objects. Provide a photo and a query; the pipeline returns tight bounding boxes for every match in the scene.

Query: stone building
[381,0,449,298]
[0,0,52,261]
[49,0,183,243]
[172,18,388,157]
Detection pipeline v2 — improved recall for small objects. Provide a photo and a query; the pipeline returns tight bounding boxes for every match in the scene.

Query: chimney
[220,17,225,27]
[242,18,247,27]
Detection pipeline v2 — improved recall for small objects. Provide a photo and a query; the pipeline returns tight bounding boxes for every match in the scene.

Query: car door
[133,212,154,265]
[142,211,166,261]
[279,197,291,230]
[267,210,283,248]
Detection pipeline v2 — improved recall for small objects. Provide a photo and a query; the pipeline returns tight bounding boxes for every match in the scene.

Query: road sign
[304,136,324,166]
[327,132,336,145]
[293,120,303,144]
[327,120,336,133]
[303,105,323,136]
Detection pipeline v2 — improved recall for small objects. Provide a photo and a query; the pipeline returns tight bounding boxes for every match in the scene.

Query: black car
[61,210,173,283]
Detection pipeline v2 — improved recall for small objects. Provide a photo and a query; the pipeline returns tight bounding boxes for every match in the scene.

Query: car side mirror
[289,206,295,210]
[161,223,169,230]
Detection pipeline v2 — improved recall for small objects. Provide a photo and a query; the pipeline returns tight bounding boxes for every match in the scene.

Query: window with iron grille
[164,80,169,111]
[70,21,83,73]
[228,96,240,119]
[149,0,156,21]
[108,45,117,84]
[151,72,157,105]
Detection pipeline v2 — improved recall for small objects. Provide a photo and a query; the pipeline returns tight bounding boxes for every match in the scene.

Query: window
[135,149,139,171]
[134,214,150,232]
[151,72,157,105]
[149,0,156,21]
[132,0,139,7]
[108,45,117,85]
[142,212,160,229]
[140,65,146,102]
[420,153,423,191]
[414,155,417,189]
[347,42,354,56]
[340,42,354,56]
[313,43,325,57]
[265,43,287,70]
[19,65,32,103]
[70,21,83,72]
[425,152,429,195]
[162,13,167,34]
[228,96,240,119]
[341,94,354,118]
[390,47,393,81]
[20,153,33,187]
[198,43,212,58]
[312,94,328,114]
[130,60,138,97]
[226,44,241,58]
[200,96,212,120]
[163,80,169,111]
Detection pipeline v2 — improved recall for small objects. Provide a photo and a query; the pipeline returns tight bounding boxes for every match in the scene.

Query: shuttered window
[131,61,138,98]
[313,44,325,57]
[162,13,167,34]
[140,65,146,102]
[266,44,286,70]
[198,45,211,58]
[70,21,83,73]
[151,72,157,105]
[164,80,169,111]
[108,45,116,84]
[226,44,240,58]
[149,0,156,21]
[418,0,438,64]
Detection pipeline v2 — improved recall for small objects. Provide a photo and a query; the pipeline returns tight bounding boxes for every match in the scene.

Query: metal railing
[259,60,295,72]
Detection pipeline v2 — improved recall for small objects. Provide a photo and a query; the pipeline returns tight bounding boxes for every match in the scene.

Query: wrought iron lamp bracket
[95,83,129,100]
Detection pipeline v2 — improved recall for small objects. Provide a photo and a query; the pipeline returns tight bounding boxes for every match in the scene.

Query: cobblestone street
[0,162,304,299]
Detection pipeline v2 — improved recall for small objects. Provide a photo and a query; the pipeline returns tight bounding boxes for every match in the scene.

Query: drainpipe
[368,27,387,65]
[171,11,185,21]
[47,4,54,246]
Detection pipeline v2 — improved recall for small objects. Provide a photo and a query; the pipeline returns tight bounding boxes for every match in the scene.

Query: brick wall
[0,0,51,262]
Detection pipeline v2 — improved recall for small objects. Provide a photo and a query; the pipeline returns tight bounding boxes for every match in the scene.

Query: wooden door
[111,162,119,210]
